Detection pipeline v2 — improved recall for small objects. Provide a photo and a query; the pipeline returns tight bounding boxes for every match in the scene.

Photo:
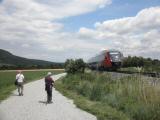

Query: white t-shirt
[16,73,24,83]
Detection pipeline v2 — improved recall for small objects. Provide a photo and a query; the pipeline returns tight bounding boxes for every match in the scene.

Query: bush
[65,59,86,74]
[90,84,104,101]
[76,81,92,97]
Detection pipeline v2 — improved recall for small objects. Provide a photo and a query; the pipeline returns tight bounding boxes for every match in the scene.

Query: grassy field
[55,72,160,120]
[0,69,64,102]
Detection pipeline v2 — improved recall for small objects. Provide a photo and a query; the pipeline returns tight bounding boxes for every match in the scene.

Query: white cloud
[0,0,159,62]
[35,0,112,19]
[78,7,160,59]
[21,44,30,48]
[0,0,111,62]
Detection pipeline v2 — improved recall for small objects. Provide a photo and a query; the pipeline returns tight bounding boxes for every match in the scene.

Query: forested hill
[0,49,63,69]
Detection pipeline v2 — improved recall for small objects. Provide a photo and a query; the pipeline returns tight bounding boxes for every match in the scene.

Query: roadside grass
[0,69,64,102]
[55,79,130,120]
[55,72,160,120]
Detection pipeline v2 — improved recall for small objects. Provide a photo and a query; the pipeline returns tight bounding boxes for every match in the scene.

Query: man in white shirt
[16,70,25,96]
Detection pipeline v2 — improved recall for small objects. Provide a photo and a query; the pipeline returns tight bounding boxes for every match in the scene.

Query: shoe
[47,101,53,104]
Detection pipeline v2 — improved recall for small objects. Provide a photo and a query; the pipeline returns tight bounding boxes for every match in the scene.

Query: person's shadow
[11,93,19,96]
[38,100,48,105]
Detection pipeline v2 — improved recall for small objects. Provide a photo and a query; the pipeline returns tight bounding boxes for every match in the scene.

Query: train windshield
[109,52,121,61]
[109,52,119,55]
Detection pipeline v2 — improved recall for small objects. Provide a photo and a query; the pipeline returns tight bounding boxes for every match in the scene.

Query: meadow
[0,69,64,101]
[55,72,160,120]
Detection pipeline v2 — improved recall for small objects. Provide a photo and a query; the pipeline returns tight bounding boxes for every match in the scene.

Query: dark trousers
[46,89,52,102]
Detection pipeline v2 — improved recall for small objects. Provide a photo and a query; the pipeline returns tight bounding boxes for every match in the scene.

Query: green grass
[55,72,160,120]
[55,79,130,120]
[0,69,64,101]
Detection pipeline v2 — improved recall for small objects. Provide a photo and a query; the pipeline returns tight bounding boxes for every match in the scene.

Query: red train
[88,50,123,70]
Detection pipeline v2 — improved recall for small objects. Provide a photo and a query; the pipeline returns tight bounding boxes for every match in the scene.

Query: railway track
[105,71,160,86]
[92,69,160,78]
[115,71,160,78]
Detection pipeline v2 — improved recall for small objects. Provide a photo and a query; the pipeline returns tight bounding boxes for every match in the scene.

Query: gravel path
[0,73,96,120]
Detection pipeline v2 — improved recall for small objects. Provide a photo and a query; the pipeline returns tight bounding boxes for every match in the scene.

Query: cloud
[0,0,111,62]
[78,7,160,59]
[0,0,159,62]
[35,0,112,19]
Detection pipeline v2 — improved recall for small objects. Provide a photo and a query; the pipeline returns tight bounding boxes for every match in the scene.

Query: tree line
[0,64,64,70]
[64,56,160,73]
[122,56,160,72]
[1,56,159,72]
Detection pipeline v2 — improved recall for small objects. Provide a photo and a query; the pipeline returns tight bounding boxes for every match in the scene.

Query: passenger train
[88,50,123,70]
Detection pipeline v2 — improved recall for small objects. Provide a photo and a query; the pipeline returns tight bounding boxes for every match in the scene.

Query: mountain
[0,49,63,68]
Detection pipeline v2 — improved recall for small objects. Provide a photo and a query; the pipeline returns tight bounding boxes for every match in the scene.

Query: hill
[0,49,63,69]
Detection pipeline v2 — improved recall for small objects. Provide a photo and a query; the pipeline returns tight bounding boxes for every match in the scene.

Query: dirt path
[0,73,96,120]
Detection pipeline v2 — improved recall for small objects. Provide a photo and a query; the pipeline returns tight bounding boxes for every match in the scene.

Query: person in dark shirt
[45,72,54,103]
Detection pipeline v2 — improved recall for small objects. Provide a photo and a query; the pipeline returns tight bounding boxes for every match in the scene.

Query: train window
[109,52,119,55]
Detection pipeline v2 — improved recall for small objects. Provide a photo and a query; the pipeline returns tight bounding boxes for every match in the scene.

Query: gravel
[0,73,96,120]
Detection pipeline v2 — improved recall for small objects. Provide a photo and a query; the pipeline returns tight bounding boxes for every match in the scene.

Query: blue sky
[0,0,160,62]
[60,0,160,32]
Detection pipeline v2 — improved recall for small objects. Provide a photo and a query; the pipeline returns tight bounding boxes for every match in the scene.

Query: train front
[108,50,123,68]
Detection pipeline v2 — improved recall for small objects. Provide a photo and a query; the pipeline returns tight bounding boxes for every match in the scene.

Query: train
[87,50,123,70]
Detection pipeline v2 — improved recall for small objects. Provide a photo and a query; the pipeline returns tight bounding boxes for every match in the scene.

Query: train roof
[101,49,121,53]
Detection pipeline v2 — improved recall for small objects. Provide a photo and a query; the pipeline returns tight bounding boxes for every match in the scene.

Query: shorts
[17,82,23,87]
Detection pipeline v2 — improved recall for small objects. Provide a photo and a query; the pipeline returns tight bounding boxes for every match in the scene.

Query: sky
[0,0,160,62]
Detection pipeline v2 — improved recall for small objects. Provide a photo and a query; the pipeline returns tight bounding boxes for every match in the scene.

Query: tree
[74,59,86,73]
[64,59,86,74]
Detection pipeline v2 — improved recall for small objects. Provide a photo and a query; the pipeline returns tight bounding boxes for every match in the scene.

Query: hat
[47,72,52,76]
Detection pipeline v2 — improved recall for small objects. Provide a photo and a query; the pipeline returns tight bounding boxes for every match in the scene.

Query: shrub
[65,59,86,74]
[90,84,104,101]
[76,81,92,97]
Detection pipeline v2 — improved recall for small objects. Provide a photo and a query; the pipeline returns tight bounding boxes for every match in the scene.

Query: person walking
[45,72,54,103]
[16,70,25,96]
